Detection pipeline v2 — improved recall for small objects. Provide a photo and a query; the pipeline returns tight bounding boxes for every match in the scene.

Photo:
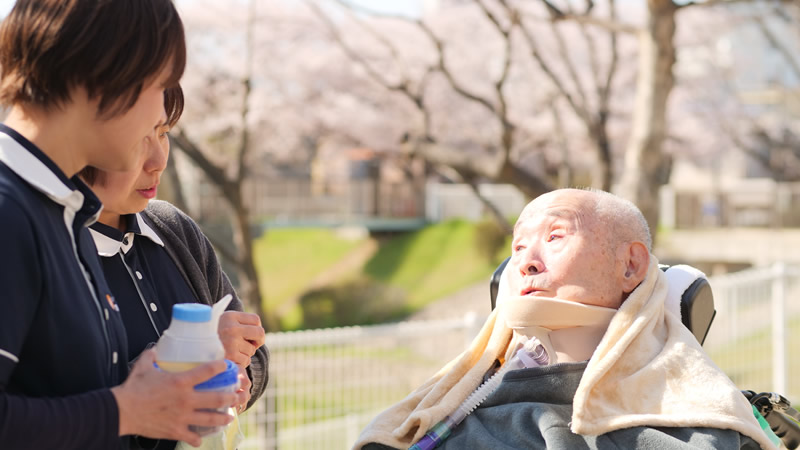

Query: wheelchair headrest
[489,257,716,345]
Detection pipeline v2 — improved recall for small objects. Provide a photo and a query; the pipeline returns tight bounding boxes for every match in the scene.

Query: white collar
[0,132,100,223]
[90,212,165,257]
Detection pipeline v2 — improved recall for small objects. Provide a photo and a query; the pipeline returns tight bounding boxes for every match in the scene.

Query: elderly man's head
[507,188,651,309]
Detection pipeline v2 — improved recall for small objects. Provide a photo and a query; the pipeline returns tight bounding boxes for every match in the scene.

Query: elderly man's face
[508,190,625,309]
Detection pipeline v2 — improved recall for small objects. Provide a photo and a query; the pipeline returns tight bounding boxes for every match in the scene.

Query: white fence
[238,263,800,449]
[238,314,483,450]
[704,263,800,400]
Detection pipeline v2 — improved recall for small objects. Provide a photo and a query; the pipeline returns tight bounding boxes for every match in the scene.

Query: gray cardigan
[141,200,268,410]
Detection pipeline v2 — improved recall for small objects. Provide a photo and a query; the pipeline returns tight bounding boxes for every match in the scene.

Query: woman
[80,86,268,450]
[0,1,244,448]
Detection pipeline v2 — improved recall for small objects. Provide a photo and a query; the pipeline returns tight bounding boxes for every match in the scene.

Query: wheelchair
[489,257,800,449]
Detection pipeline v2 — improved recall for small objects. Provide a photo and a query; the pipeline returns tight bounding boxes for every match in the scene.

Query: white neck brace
[501,296,617,364]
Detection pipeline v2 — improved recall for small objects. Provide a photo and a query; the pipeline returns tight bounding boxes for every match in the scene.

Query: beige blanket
[353,256,776,449]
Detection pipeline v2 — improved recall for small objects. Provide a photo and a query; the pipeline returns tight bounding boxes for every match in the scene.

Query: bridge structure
[655,228,800,274]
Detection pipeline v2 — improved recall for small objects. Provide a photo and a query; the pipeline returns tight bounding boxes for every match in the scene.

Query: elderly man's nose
[524,260,544,274]
[518,248,544,274]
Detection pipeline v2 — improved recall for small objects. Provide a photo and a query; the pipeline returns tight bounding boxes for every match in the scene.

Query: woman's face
[85,64,173,173]
[94,118,170,224]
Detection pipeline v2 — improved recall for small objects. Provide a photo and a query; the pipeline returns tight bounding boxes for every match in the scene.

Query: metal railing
[238,314,483,450]
[705,263,800,400]
[237,263,799,449]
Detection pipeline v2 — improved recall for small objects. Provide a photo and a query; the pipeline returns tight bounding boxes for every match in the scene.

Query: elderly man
[355,189,773,450]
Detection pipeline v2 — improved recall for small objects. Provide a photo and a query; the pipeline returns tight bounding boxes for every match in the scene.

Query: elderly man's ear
[619,241,650,294]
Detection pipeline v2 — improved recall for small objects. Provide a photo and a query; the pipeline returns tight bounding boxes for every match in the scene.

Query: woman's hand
[235,369,252,414]
[111,350,248,446]
[218,311,266,370]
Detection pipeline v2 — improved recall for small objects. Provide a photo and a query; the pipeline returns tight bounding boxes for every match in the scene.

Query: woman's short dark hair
[80,85,185,186]
[0,0,186,118]
[164,85,185,129]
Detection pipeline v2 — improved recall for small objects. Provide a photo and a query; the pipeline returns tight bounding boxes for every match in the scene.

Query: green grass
[266,343,448,428]
[253,229,364,312]
[710,315,800,396]
[252,219,513,329]
[364,219,510,309]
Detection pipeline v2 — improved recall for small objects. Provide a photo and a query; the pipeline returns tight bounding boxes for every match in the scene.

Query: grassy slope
[254,220,512,329]
[364,219,508,309]
[253,229,363,312]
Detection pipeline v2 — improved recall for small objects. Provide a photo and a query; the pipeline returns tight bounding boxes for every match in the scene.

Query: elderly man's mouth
[521,287,547,296]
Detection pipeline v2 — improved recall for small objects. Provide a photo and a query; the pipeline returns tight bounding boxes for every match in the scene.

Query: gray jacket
[367,361,760,449]
[141,200,269,410]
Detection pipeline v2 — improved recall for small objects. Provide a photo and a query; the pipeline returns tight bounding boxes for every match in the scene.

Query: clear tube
[409,337,548,450]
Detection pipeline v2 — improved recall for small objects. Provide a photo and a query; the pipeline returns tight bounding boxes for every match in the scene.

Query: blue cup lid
[172,303,211,323]
[194,359,239,390]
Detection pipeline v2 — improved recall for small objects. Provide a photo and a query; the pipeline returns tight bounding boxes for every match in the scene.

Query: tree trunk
[230,189,274,331]
[161,149,190,214]
[616,0,677,240]
[457,169,514,235]
[169,131,270,326]
[496,159,554,200]
[590,119,613,192]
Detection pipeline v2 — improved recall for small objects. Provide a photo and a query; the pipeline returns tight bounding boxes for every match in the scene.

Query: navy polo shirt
[0,125,130,448]
[91,214,199,450]
[90,213,198,361]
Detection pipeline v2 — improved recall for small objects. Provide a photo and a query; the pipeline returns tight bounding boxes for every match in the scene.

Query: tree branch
[457,168,514,235]
[237,0,255,182]
[306,0,430,121]
[523,0,639,34]
[332,0,412,83]
[169,129,240,204]
[403,135,554,198]
[475,0,516,153]
[328,0,509,127]
[752,14,800,80]
[676,0,773,9]
[163,150,190,214]
[501,0,592,125]
[476,0,512,35]
[415,19,502,118]
[418,66,437,134]
[313,0,554,197]
[166,133,242,265]
[525,5,638,34]
[332,0,417,20]
[562,14,638,34]
[571,2,604,101]
[599,0,620,110]
[306,1,406,92]
[548,97,573,187]
[540,1,591,114]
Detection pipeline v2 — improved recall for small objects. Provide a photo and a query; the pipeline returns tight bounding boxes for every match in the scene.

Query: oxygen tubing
[409,337,549,450]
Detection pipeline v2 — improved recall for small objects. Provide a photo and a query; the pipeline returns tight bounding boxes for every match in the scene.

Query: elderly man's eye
[514,245,525,252]
[547,234,560,242]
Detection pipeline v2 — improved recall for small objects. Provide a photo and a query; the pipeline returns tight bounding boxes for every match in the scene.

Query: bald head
[509,188,652,308]
[515,188,651,252]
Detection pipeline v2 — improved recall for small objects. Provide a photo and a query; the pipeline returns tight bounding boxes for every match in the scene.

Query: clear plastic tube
[409,337,548,450]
